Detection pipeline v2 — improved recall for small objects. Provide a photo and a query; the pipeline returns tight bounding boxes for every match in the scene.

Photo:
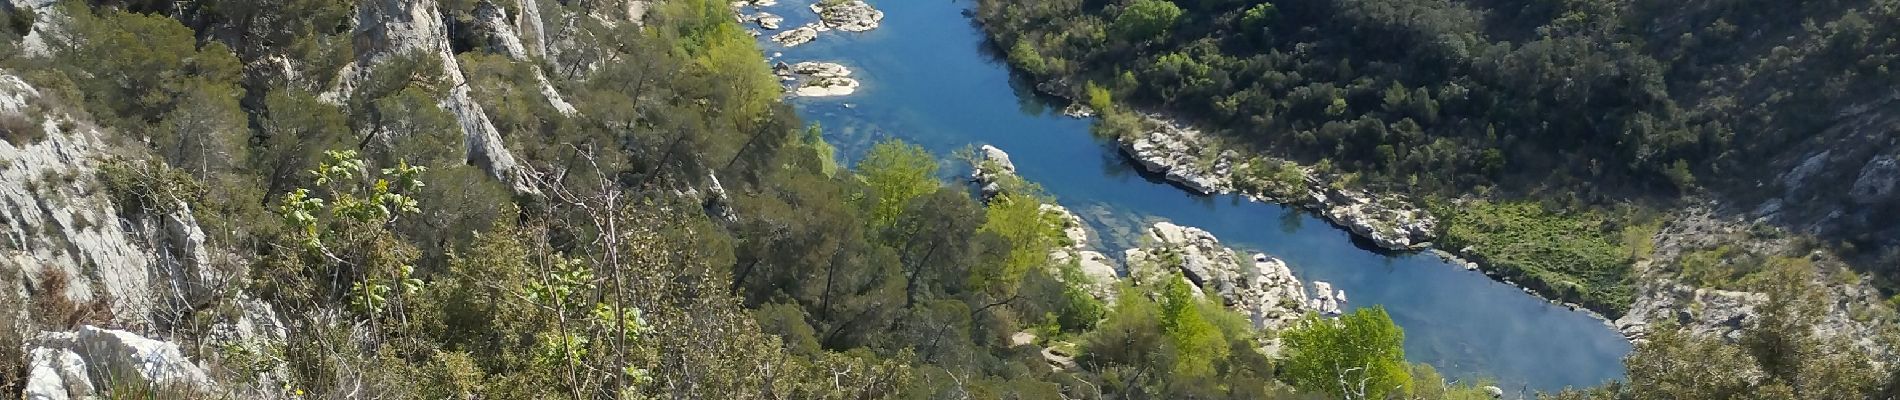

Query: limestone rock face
[1123,222,1310,331]
[1848,154,1900,204]
[0,73,229,328]
[327,0,538,195]
[25,326,216,400]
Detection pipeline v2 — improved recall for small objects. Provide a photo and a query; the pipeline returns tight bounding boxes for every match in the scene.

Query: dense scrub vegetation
[978,0,1900,300]
[0,0,1895,398]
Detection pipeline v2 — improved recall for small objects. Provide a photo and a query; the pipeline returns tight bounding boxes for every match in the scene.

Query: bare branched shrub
[31,269,116,329]
[0,111,41,146]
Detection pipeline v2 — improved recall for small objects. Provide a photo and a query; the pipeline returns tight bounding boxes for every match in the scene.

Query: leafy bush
[1112,0,1182,41]
[1279,307,1412,400]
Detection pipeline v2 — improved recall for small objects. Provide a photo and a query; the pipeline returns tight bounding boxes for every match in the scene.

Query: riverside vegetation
[0,0,1895,399]
[980,0,1900,343]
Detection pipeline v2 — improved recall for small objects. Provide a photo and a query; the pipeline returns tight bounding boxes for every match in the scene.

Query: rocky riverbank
[1124,221,1326,352]
[1114,114,1436,251]
[968,146,1336,338]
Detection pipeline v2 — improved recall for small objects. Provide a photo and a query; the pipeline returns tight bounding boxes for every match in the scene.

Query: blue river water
[753,0,1632,392]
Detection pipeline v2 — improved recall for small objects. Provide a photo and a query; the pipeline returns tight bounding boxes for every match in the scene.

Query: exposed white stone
[1113,113,1435,250]
[810,0,883,32]
[770,24,820,47]
[971,145,1017,199]
[0,73,227,327]
[327,0,539,195]
[27,326,215,398]
[1124,222,1311,332]
[793,77,860,97]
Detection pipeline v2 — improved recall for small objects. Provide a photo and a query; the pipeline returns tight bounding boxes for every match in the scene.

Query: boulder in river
[811,0,884,32]
[745,12,784,30]
[770,24,820,46]
[789,61,852,78]
[1061,103,1096,118]
[794,76,860,97]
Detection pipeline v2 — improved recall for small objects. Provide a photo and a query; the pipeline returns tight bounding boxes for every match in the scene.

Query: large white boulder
[26,326,215,399]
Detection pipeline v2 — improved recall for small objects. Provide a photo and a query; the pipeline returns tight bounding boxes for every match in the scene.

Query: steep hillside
[0,0,1894,399]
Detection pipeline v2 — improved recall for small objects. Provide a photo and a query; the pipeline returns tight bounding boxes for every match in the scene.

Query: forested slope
[0,0,1893,399]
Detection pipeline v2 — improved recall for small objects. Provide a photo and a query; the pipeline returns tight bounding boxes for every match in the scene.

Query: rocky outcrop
[0,74,231,328]
[794,77,860,97]
[25,326,216,400]
[326,0,538,195]
[770,24,821,47]
[741,12,785,30]
[1848,154,1899,204]
[1614,279,1763,342]
[771,61,861,97]
[469,0,579,116]
[1116,118,1235,195]
[776,61,853,78]
[1060,103,1096,118]
[1310,281,1344,316]
[772,61,862,97]
[1042,204,1119,300]
[1123,222,1310,331]
[810,0,883,32]
[1313,186,1436,250]
[970,145,1016,199]
[1115,115,1437,250]
[964,146,1118,299]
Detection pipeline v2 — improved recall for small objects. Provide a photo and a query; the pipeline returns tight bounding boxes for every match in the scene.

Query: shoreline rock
[964,146,1119,299]
[1123,222,1312,333]
[769,24,820,47]
[1114,113,1437,250]
[971,144,1016,199]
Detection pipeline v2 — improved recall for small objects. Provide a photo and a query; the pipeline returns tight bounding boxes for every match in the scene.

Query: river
[752,0,1632,392]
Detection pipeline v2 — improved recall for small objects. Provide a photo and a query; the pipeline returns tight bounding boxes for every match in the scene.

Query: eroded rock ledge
[970,146,1331,333]
[1116,115,1436,250]
[1124,222,1316,333]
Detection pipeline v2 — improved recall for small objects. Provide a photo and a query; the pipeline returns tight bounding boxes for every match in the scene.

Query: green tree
[857,140,941,230]
[1280,306,1412,400]
[1159,274,1228,378]
[971,193,1063,298]
[1113,0,1182,41]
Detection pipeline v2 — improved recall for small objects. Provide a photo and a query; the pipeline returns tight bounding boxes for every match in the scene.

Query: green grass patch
[1433,200,1638,316]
